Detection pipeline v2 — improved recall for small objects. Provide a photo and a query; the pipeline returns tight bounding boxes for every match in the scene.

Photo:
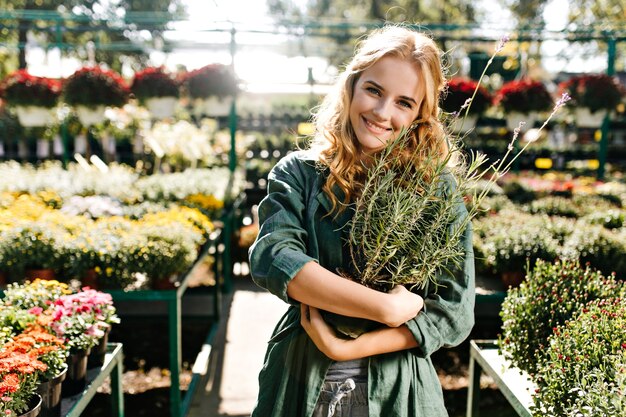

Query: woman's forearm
[342,325,418,360]
[288,261,422,327]
[301,304,419,362]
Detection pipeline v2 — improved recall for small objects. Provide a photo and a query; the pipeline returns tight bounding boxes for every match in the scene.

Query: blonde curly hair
[310,25,451,214]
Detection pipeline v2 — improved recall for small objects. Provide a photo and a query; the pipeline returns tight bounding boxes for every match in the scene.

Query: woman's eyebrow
[364,80,417,104]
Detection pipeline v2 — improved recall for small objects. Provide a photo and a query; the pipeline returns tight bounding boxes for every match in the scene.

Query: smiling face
[349,55,423,154]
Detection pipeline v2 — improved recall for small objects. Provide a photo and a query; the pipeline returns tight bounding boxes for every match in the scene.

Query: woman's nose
[372,99,391,120]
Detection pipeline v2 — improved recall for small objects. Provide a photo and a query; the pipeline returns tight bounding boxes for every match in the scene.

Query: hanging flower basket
[559,74,625,116]
[441,77,492,116]
[75,105,107,126]
[145,96,178,119]
[0,70,61,107]
[15,105,56,127]
[62,67,129,125]
[183,64,237,117]
[131,67,180,119]
[495,79,553,129]
[575,107,607,128]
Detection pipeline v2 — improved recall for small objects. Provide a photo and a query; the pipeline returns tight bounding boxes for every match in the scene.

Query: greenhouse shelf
[105,227,224,417]
[466,340,536,417]
[61,343,124,417]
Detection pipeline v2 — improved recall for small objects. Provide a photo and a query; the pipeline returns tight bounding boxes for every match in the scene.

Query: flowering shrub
[130,67,180,102]
[559,74,625,113]
[559,224,626,279]
[534,296,626,416]
[583,209,626,230]
[473,209,561,276]
[182,64,237,99]
[441,77,492,115]
[494,79,553,113]
[0,70,61,108]
[498,259,622,377]
[2,279,72,310]
[63,67,129,108]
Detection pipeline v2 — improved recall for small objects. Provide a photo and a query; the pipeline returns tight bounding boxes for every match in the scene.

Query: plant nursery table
[467,340,536,417]
[60,342,124,417]
[105,228,223,417]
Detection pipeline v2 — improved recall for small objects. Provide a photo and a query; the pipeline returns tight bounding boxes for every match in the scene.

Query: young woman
[249,25,475,417]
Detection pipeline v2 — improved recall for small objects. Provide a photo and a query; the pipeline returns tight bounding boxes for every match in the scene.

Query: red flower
[131,67,180,101]
[0,70,61,107]
[494,79,553,113]
[0,374,20,396]
[558,74,625,113]
[441,77,492,115]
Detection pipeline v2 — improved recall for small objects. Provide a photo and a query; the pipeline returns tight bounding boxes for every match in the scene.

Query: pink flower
[28,307,43,315]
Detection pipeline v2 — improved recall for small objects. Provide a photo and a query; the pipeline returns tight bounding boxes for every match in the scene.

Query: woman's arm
[300,304,419,361]
[289,262,423,328]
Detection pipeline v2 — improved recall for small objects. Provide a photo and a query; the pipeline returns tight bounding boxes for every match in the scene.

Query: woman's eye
[399,100,413,109]
[366,86,380,95]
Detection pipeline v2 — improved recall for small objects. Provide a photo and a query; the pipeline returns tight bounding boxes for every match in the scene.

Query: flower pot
[575,108,607,128]
[25,269,56,281]
[145,96,177,119]
[81,268,99,290]
[506,112,537,132]
[501,271,525,288]
[75,105,106,126]
[88,325,111,368]
[152,275,178,290]
[36,366,67,417]
[449,114,478,133]
[18,394,42,417]
[62,348,91,397]
[15,106,55,127]
[194,96,233,117]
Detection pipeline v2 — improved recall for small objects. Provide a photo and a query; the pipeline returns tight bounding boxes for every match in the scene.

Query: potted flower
[558,74,625,127]
[0,333,47,417]
[71,288,119,367]
[62,66,129,126]
[14,324,69,417]
[0,70,61,127]
[182,64,238,117]
[441,77,492,132]
[494,79,553,132]
[47,292,103,396]
[131,67,180,119]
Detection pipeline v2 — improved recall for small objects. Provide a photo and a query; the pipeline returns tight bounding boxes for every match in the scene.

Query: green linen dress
[249,150,475,417]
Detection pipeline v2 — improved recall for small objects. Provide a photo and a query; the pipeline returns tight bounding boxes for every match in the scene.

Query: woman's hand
[300,304,353,361]
[301,303,420,359]
[384,285,424,328]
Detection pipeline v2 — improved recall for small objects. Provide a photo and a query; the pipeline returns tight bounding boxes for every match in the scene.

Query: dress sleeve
[405,177,476,357]
[248,154,319,304]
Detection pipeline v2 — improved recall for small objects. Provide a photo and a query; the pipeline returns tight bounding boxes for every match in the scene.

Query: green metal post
[110,347,125,417]
[597,37,616,180]
[221,27,238,293]
[61,120,69,168]
[169,296,182,417]
[229,27,238,174]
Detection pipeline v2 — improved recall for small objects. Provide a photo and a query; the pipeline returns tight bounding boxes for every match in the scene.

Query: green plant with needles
[345,36,571,292]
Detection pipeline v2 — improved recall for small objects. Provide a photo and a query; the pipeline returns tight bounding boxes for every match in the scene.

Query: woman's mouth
[362,116,392,134]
